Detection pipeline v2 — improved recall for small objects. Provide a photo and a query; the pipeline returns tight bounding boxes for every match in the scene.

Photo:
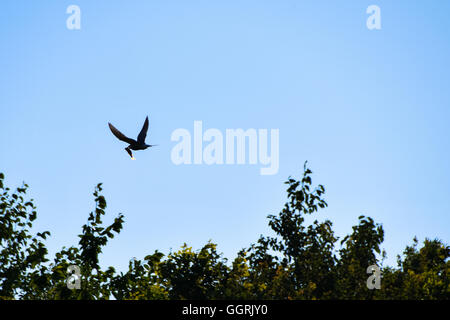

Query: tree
[336,216,385,299]
[261,162,338,299]
[0,173,124,300]
[1,168,448,300]
[109,251,168,300]
[158,242,228,299]
[377,237,450,299]
[0,173,50,299]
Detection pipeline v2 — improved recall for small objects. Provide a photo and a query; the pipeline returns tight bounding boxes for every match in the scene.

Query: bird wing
[137,116,149,144]
[108,123,136,144]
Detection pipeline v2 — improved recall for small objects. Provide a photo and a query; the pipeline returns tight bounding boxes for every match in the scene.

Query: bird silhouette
[108,116,157,160]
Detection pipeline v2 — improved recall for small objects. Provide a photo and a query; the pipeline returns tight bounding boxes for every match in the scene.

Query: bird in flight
[108,116,157,160]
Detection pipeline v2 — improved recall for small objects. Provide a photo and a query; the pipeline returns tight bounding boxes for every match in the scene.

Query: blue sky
[1,0,449,271]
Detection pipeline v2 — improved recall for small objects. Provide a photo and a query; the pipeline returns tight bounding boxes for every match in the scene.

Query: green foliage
[0,175,124,300]
[337,216,385,299]
[264,162,338,299]
[0,176,49,299]
[0,168,448,300]
[376,237,450,299]
[109,251,168,300]
[158,242,228,299]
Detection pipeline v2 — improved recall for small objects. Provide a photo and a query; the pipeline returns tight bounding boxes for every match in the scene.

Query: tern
[108,116,157,160]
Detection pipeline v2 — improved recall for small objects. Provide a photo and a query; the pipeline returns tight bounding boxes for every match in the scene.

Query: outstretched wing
[108,123,136,144]
[137,116,149,144]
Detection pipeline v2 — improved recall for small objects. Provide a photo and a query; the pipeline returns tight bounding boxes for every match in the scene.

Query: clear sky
[1,0,449,271]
